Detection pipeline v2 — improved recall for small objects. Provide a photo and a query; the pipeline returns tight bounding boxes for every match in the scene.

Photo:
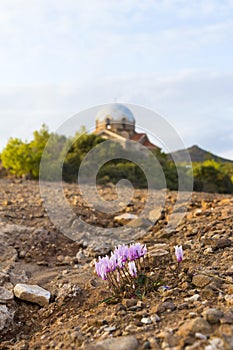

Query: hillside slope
[170,145,233,163]
[0,180,233,349]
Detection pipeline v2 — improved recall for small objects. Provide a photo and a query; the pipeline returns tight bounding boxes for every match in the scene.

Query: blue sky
[0,0,233,159]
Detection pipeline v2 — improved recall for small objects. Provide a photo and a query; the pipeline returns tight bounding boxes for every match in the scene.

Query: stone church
[94,103,159,150]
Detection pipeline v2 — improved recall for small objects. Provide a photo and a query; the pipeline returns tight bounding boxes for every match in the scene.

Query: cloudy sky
[0,0,233,159]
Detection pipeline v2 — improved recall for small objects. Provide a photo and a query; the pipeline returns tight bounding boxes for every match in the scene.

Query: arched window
[106,118,111,129]
[122,117,126,129]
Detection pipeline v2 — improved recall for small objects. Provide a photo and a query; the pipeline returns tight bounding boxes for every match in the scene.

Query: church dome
[96,103,135,125]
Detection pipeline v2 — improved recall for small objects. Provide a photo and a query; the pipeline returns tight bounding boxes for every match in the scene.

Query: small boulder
[84,335,139,350]
[14,283,50,307]
[192,274,212,288]
[203,308,223,324]
[212,238,232,251]
[177,317,212,337]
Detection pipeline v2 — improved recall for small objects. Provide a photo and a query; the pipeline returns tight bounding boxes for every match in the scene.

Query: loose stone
[14,283,50,307]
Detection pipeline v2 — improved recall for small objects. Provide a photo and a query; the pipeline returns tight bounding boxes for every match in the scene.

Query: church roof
[96,103,135,124]
[130,132,159,149]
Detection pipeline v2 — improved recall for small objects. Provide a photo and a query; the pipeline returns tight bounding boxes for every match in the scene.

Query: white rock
[85,335,139,350]
[0,305,14,331]
[151,314,161,323]
[114,213,138,222]
[0,287,14,303]
[185,294,200,302]
[14,283,50,307]
[104,326,117,332]
[141,317,152,324]
[195,332,207,340]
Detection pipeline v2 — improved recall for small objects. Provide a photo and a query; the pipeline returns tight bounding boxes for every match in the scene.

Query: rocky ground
[0,179,233,350]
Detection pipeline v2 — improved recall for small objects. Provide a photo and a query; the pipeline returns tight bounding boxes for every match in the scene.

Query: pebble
[177,317,212,337]
[185,294,200,302]
[0,287,14,303]
[141,317,152,324]
[212,238,232,251]
[192,275,212,288]
[156,301,176,314]
[14,283,50,307]
[18,250,26,258]
[84,335,139,350]
[177,302,189,310]
[203,308,223,324]
[0,304,13,331]
[202,286,217,299]
[114,213,138,223]
[220,311,233,324]
[125,299,137,308]
[151,314,161,323]
[195,332,207,340]
[104,326,116,333]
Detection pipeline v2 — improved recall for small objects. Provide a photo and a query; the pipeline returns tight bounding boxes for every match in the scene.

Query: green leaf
[137,273,147,286]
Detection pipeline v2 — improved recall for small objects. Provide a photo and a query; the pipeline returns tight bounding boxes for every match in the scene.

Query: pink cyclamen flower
[175,245,183,263]
[128,243,147,261]
[135,242,147,258]
[95,258,107,280]
[114,244,129,263]
[128,261,137,277]
[95,255,113,280]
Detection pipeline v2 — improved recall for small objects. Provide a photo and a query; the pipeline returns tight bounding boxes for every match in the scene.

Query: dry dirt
[0,179,233,350]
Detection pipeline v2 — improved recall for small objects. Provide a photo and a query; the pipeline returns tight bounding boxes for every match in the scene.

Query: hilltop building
[94,103,159,150]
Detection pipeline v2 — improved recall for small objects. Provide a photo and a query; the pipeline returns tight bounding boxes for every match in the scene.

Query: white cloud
[0,1,233,160]
[0,0,233,85]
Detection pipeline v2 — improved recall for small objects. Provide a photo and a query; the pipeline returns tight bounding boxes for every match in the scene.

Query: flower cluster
[95,242,147,280]
[94,242,184,299]
[95,242,147,296]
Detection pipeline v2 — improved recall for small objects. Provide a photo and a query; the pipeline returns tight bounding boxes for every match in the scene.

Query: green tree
[63,133,105,182]
[29,124,50,178]
[1,138,32,177]
[38,131,69,181]
[1,124,52,179]
[193,161,233,193]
